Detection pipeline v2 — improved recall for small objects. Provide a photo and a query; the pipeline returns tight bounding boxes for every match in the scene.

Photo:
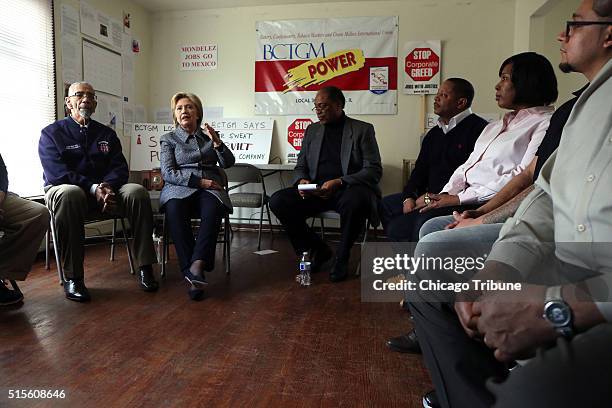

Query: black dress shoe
[139,266,159,292]
[329,258,348,282]
[64,279,91,302]
[188,287,205,301]
[184,271,207,289]
[311,243,333,272]
[422,390,440,408]
[0,281,23,306]
[386,329,421,354]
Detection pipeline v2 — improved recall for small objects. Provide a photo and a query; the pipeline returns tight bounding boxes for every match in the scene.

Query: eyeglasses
[311,103,330,112]
[565,20,612,38]
[68,91,97,100]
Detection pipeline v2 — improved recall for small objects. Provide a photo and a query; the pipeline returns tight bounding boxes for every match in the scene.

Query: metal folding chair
[225,163,273,251]
[46,211,135,284]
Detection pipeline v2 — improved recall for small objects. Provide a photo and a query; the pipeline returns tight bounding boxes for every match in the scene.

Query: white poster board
[209,118,274,164]
[83,40,122,97]
[403,40,442,95]
[130,123,174,171]
[129,119,274,171]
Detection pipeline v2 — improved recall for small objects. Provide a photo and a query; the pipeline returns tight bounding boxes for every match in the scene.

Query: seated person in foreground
[381,78,487,240]
[386,85,583,355]
[270,86,382,283]
[385,52,558,242]
[38,81,159,302]
[0,153,49,306]
[159,92,235,301]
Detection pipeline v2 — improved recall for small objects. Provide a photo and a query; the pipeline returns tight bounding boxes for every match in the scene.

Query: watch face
[545,302,571,326]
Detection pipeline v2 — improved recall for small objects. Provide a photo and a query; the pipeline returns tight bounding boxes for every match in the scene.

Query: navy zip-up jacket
[39,117,129,192]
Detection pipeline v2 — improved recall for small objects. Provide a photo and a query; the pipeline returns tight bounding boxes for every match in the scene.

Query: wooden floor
[0,232,431,408]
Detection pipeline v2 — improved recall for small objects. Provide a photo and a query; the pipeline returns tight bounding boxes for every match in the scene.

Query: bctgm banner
[129,119,273,171]
[255,16,398,115]
[403,40,441,95]
[285,115,317,164]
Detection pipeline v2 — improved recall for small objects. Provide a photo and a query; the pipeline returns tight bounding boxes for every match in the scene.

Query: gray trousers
[0,193,50,280]
[45,184,157,279]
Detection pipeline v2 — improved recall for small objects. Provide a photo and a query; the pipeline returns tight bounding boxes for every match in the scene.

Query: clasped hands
[298,178,342,199]
[95,182,118,214]
[402,193,460,214]
[454,265,556,362]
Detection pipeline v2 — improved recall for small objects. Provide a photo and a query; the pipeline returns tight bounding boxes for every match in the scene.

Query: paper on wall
[61,4,82,84]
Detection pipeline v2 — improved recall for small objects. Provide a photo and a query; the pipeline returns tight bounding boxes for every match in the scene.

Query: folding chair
[46,212,135,284]
[225,163,273,251]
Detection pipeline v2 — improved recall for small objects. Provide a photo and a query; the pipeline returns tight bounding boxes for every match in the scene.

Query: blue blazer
[159,126,235,212]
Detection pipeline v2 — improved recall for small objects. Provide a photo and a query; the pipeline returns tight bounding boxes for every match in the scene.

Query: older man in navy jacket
[39,82,158,302]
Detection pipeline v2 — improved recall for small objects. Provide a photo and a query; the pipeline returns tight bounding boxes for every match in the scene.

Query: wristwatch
[543,285,574,338]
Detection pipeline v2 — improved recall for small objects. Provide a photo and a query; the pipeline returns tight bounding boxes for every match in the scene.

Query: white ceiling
[131,0,389,12]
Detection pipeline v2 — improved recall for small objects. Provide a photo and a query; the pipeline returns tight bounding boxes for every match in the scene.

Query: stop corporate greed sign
[129,119,273,171]
[255,16,398,115]
[285,116,316,164]
[403,40,442,95]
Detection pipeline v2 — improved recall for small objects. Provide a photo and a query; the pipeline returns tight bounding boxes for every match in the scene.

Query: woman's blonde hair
[170,92,204,128]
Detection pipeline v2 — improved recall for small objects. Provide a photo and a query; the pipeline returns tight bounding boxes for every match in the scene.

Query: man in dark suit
[270,86,382,282]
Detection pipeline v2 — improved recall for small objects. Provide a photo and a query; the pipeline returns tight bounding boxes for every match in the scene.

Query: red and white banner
[255,16,398,115]
[403,40,442,95]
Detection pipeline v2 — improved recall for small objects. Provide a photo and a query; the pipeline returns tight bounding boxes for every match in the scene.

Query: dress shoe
[422,390,440,408]
[329,258,348,282]
[64,279,91,302]
[386,329,421,354]
[184,271,208,289]
[139,266,159,292]
[188,287,205,301]
[311,243,333,272]
[0,281,23,306]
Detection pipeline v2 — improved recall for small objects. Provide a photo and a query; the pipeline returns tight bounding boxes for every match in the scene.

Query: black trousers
[269,185,372,262]
[164,190,225,275]
[381,192,479,242]
[409,294,612,408]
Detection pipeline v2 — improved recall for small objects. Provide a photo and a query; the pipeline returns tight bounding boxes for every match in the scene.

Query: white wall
[147,0,517,196]
[49,0,582,199]
[530,0,586,104]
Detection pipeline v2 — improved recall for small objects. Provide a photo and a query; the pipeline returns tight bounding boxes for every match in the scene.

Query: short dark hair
[445,78,476,107]
[593,0,612,18]
[499,52,558,106]
[319,86,345,108]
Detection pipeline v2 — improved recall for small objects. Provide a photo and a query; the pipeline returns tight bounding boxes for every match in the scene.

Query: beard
[559,62,575,73]
[79,108,92,120]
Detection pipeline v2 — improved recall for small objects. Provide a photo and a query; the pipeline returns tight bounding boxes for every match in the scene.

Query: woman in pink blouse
[387,52,558,242]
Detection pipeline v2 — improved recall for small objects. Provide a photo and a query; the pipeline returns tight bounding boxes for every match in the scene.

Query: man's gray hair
[67,81,94,95]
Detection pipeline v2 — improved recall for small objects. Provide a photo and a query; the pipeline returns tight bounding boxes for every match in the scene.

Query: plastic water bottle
[298,251,312,286]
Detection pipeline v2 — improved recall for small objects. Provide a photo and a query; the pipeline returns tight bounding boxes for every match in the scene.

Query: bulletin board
[83,39,122,97]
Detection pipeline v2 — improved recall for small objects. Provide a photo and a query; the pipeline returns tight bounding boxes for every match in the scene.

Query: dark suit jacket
[294,115,383,223]
[294,116,382,195]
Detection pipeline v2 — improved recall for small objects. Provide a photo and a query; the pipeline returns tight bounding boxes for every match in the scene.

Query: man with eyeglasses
[270,86,382,282]
[38,82,159,302]
[407,1,612,407]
